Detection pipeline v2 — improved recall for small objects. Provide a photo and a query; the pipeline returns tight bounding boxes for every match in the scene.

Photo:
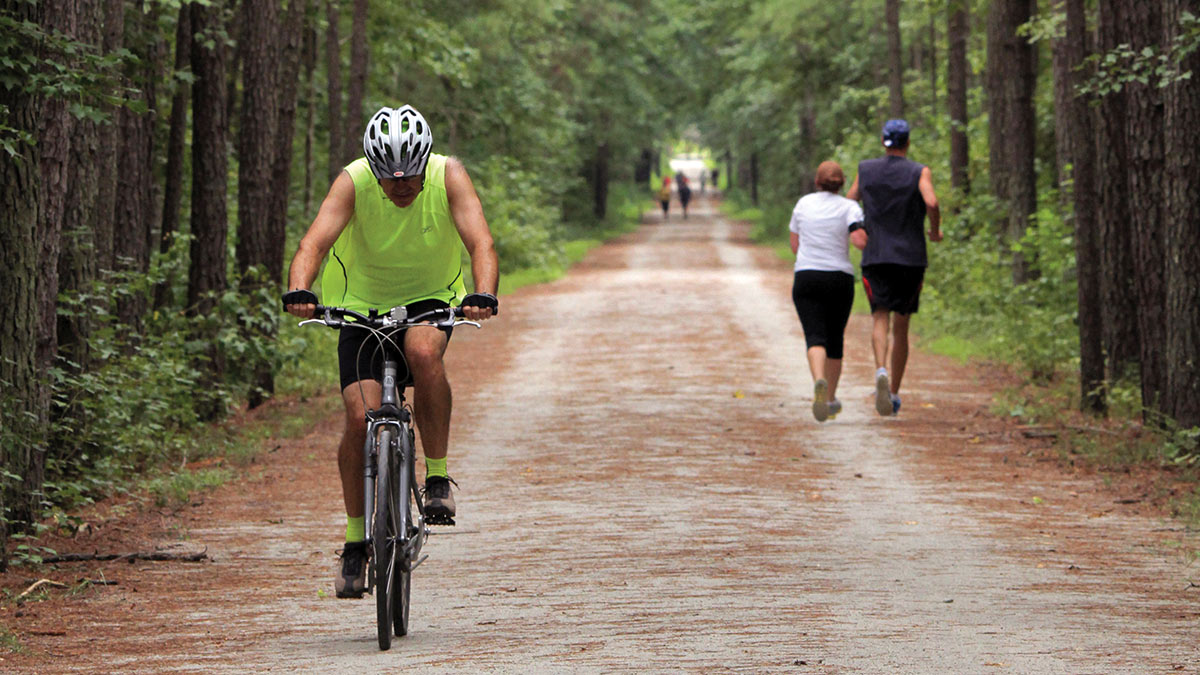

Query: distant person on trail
[283,104,499,598]
[789,161,868,422]
[699,171,707,194]
[675,172,692,219]
[657,175,672,219]
[846,118,942,417]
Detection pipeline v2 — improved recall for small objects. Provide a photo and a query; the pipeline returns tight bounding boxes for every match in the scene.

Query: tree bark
[58,0,102,374]
[0,0,46,566]
[156,3,192,310]
[325,0,343,181]
[36,0,76,375]
[302,0,318,217]
[1055,0,1105,415]
[1163,0,1200,427]
[342,0,368,165]
[986,0,1038,283]
[947,0,970,194]
[1125,1,1167,420]
[1095,0,1139,381]
[113,3,158,333]
[886,0,905,118]
[93,0,125,273]
[592,142,609,220]
[189,0,231,418]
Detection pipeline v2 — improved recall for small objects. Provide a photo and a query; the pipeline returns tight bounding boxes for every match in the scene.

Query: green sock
[425,457,448,479]
[346,515,365,543]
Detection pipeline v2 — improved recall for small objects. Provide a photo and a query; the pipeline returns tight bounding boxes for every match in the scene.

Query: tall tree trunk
[947,0,970,194]
[236,0,282,407]
[0,0,46,567]
[156,3,192,310]
[302,0,318,217]
[342,0,367,165]
[1095,0,1139,381]
[189,0,231,419]
[1055,0,1105,415]
[325,0,343,181]
[58,0,102,375]
[1163,0,1200,427]
[886,0,905,117]
[37,0,76,376]
[1125,1,1167,420]
[750,151,759,206]
[592,142,609,220]
[928,8,937,115]
[93,0,125,273]
[986,0,1038,283]
[113,3,158,333]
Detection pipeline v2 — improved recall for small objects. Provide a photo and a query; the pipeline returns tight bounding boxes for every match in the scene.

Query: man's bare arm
[846,174,861,201]
[285,172,356,317]
[445,157,499,320]
[918,166,942,242]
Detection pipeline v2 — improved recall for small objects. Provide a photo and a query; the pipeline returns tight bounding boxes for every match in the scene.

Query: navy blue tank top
[857,156,927,267]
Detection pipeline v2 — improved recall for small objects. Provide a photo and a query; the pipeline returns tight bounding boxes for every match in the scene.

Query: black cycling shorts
[861,264,925,315]
[792,270,855,359]
[336,299,453,390]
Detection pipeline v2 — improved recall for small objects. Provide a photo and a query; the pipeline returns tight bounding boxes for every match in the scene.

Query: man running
[283,105,499,597]
[846,119,942,416]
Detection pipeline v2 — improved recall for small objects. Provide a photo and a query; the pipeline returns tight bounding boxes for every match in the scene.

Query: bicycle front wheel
[392,426,416,637]
[373,428,400,651]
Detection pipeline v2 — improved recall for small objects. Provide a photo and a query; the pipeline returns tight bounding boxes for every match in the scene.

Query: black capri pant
[791,270,855,359]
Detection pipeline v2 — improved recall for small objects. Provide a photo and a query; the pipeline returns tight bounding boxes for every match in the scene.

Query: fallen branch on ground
[16,579,67,601]
[42,547,209,564]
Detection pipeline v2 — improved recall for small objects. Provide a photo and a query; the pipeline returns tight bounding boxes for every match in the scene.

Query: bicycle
[283,292,480,650]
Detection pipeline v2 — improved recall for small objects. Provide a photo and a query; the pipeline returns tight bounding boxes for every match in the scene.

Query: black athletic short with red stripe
[861,263,925,315]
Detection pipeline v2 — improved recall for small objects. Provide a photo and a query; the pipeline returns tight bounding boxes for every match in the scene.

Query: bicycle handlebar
[296,303,477,331]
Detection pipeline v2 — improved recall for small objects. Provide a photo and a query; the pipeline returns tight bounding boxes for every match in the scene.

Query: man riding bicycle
[283,105,499,598]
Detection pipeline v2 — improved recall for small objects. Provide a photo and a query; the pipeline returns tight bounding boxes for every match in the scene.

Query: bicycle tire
[393,426,415,637]
[374,427,398,651]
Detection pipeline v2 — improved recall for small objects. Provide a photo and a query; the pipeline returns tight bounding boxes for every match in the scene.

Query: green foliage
[472,157,566,274]
[1080,11,1200,96]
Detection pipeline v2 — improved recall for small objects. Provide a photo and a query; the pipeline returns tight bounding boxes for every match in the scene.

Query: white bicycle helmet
[362,105,433,179]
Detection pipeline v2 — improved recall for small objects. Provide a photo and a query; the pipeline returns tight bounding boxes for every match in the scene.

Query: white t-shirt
[788,191,864,275]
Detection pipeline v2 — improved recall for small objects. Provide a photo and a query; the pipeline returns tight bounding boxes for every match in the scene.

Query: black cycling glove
[281,289,319,310]
[460,292,499,316]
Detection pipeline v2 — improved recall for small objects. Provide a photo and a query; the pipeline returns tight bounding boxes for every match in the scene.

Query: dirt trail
[5,196,1199,673]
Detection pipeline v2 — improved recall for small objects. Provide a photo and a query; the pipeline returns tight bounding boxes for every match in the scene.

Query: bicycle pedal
[425,514,455,526]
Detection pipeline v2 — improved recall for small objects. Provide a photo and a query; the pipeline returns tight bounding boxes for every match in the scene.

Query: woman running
[789,161,868,422]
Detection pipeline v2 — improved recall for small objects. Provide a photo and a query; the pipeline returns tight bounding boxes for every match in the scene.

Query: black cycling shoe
[423,475,457,525]
[335,541,368,598]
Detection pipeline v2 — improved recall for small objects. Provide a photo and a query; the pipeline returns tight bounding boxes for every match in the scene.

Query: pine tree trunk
[1095,0,1140,382]
[156,3,192,310]
[1163,0,1200,427]
[58,0,102,374]
[113,4,158,333]
[1056,0,1105,415]
[886,0,905,118]
[189,0,231,419]
[325,0,343,181]
[1125,1,1167,420]
[342,0,368,165]
[592,142,609,220]
[0,0,46,567]
[302,0,318,217]
[947,0,969,194]
[93,0,125,273]
[986,0,1038,283]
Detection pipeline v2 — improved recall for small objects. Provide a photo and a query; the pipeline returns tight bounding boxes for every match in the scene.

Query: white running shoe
[812,378,830,422]
[875,369,893,416]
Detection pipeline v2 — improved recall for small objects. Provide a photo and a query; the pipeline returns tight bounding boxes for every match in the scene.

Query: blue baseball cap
[882,119,910,147]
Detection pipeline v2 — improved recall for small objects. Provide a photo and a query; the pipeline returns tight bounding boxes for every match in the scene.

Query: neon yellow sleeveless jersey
[320,154,465,313]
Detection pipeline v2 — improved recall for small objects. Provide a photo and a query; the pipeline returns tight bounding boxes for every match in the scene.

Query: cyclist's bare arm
[445,157,499,322]
[286,171,356,318]
[918,166,942,242]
